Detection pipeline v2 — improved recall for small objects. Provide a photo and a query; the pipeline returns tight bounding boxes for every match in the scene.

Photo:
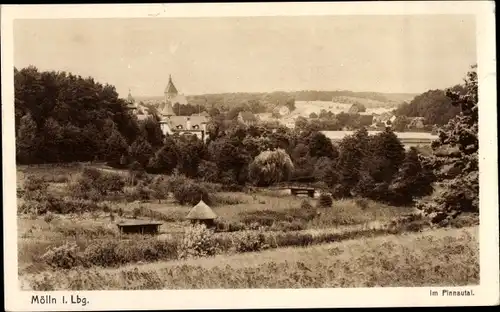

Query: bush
[69,168,125,200]
[22,175,49,200]
[41,242,81,270]
[318,193,333,208]
[124,182,154,202]
[240,210,291,227]
[214,219,247,233]
[269,221,305,232]
[43,212,55,223]
[178,224,220,259]
[234,232,268,253]
[197,160,219,183]
[355,198,370,210]
[220,183,246,192]
[82,237,178,268]
[172,180,211,206]
[272,232,314,248]
[129,206,181,222]
[19,195,106,215]
[55,224,117,239]
[212,194,245,206]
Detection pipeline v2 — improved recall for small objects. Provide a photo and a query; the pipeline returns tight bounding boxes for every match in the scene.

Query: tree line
[394,85,466,126]
[15,65,478,216]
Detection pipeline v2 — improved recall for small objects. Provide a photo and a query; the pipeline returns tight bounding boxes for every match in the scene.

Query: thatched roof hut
[186,200,217,227]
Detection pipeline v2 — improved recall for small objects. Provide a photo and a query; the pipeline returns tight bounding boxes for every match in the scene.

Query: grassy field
[16,164,479,290]
[22,227,478,290]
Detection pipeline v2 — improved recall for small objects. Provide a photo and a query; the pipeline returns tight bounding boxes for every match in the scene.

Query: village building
[238,111,258,126]
[278,105,290,116]
[186,199,217,228]
[407,117,426,129]
[132,75,209,142]
[372,111,396,127]
[126,89,149,121]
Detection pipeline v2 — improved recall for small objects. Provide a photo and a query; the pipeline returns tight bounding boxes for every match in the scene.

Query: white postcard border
[2,2,498,311]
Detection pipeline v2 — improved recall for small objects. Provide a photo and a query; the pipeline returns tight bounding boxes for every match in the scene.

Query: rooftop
[186,200,217,220]
[117,220,163,227]
[164,75,179,95]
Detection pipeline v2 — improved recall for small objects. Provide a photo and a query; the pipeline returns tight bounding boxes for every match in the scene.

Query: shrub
[55,224,117,239]
[234,232,268,253]
[49,197,105,214]
[19,195,106,215]
[214,219,247,233]
[449,213,479,228]
[130,206,181,222]
[132,207,141,219]
[178,224,220,259]
[81,238,178,267]
[43,212,55,223]
[240,210,290,227]
[172,180,211,206]
[355,198,370,210]
[269,221,306,232]
[197,160,219,183]
[272,232,314,248]
[220,183,246,192]
[318,193,333,208]
[212,194,245,206]
[22,175,49,200]
[41,242,81,270]
[124,182,154,202]
[149,176,171,202]
[44,174,70,183]
[69,168,125,200]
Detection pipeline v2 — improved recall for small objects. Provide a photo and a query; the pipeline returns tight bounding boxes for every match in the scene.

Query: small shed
[186,200,217,228]
[117,220,163,235]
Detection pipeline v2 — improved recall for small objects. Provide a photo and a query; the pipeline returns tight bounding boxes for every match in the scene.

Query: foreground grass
[22,226,479,290]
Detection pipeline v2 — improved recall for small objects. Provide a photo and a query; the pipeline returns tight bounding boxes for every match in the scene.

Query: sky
[14,15,476,98]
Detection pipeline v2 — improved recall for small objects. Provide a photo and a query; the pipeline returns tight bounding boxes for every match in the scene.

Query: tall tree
[248,149,294,187]
[334,127,370,197]
[416,65,479,225]
[16,113,39,164]
[104,129,129,166]
[128,136,154,168]
[389,147,435,205]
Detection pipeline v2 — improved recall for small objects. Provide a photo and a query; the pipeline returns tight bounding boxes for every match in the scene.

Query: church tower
[126,88,137,111]
[162,75,177,117]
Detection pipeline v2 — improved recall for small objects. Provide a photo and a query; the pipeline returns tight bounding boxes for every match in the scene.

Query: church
[127,75,209,142]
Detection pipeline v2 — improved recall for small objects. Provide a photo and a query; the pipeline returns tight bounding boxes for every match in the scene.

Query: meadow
[16,163,479,290]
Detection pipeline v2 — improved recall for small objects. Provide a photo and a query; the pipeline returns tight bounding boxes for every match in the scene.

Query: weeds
[26,227,479,290]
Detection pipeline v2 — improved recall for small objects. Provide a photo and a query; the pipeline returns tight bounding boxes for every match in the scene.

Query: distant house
[278,105,290,116]
[256,113,273,121]
[373,112,395,124]
[238,111,258,126]
[408,117,426,129]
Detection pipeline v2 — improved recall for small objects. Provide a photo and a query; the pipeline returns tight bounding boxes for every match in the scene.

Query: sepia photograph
[2,2,498,311]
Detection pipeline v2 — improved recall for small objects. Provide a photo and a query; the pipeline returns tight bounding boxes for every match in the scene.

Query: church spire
[127,88,135,104]
[164,74,178,95]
